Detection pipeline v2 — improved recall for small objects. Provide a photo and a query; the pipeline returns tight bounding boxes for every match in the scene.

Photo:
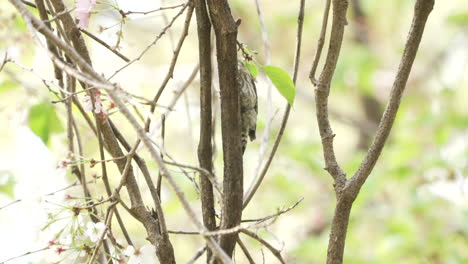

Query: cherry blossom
[82,90,106,114]
[83,95,93,112]
[57,158,71,168]
[85,221,106,242]
[75,0,96,29]
[124,245,158,264]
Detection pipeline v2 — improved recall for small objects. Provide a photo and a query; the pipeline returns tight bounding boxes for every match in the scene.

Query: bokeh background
[1,0,467,263]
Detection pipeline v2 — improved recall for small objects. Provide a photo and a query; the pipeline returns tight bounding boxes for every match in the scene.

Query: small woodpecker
[237,61,258,154]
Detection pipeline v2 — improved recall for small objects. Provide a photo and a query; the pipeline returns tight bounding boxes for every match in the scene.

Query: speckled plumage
[238,62,258,154]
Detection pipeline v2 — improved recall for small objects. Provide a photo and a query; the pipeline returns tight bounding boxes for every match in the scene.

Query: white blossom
[124,245,158,264]
[85,222,106,242]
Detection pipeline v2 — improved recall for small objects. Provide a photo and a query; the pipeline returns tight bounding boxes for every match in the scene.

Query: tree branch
[311,0,348,190]
[206,0,243,260]
[313,1,435,263]
[195,0,216,262]
[309,0,331,84]
[240,229,286,264]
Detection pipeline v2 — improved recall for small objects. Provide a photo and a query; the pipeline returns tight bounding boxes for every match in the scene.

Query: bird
[237,61,258,154]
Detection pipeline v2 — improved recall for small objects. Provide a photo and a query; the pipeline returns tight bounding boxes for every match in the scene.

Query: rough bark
[206,0,244,260]
[195,0,217,262]
[318,0,435,263]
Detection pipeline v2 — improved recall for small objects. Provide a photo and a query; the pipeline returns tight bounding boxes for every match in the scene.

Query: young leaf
[262,65,295,106]
[0,80,17,94]
[0,172,15,198]
[28,101,64,146]
[243,61,259,78]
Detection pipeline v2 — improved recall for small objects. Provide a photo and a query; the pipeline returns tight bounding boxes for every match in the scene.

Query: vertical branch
[325,198,352,264]
[194,0,216,262]
[312,0,349,190]
[206,0,243,259]
[306,0,434,263]
[157,114,165,197]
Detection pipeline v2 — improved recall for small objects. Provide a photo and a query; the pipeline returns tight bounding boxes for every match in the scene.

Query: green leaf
[447,12,468,25]
[243,61,258,78]
[28,101,64,145]
[0,171,15,198]
[13,14,28,32]
[262,65,296,106]
[0,80,17,94]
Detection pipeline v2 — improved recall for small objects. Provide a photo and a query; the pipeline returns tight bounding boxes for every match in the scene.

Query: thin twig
[0,199,21,211]
[163,160,222,196]
[309,0,331,84]
[237,237,256,264]
[42,7,74,23]
[0,246,49,263]
[121,3,185,16]
[146,5,194,122]
[0,180,94,211]
[80,29,130,62]
[242,197,303,224]
[87,201,118,264]
[107,3,189,80]
[50,87,93,103]
[157,114,165,197]
[0,52,10,72]
[241,229,286,264]
[186,246,207,264]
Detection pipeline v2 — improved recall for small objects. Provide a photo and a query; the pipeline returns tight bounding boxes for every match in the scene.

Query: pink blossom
[94,95,105,114]
[58,158,71,168]
[82,90,106,114]
[75,0,96,29]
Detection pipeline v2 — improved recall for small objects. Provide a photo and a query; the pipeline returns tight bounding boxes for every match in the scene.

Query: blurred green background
[1,0,467,263]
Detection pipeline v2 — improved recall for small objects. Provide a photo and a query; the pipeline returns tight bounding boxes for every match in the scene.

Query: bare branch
[195,0,217,261]
[242,198,303,224]
[318,1,434,263]
[206,0,244,259]
[80,29,130,62]
[87,201,118,264]
[311,0,348,188]
[108,3,189,80]
[186,246,207,264]
[0,246,49,263]
[241,229,286,264]
[237,237,256,264]
[121,3,185,16]
[309,0,331,84]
